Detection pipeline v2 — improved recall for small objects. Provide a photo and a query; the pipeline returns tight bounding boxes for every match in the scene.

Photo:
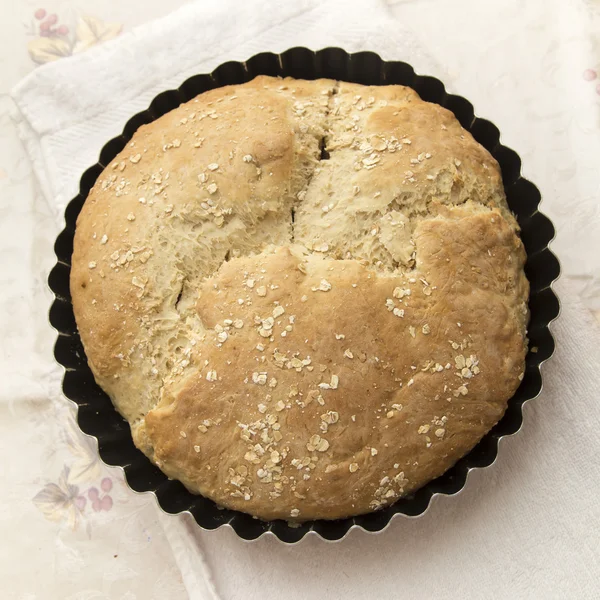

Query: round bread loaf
[71,76,529,521]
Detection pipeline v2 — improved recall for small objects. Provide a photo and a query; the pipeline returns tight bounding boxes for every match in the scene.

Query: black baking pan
[48,47,560,543]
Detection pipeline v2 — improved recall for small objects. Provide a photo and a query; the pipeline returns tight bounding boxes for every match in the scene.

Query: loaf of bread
[71,76,529,521]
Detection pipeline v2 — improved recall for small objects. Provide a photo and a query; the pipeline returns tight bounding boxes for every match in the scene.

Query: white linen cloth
[7,0,600,597]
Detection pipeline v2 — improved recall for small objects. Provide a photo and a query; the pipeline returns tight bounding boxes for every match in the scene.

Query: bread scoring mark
[318,136,330,161]
[174,279,185,312]
[289,81,340,245]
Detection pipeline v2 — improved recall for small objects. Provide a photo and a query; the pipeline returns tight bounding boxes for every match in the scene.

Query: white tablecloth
[2,0,600,597]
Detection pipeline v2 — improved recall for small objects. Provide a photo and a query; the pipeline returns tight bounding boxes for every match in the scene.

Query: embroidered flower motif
[33,466,114,536]
[27,9,122,65]
[583,69,597,81]
[32,465,87,531]
[88,478,114,512]
[582,68,600,95]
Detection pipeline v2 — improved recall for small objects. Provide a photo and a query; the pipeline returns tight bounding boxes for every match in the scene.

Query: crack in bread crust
[70,76,529,521]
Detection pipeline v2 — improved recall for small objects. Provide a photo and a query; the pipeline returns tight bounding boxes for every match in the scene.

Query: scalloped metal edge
[48,47,560,543]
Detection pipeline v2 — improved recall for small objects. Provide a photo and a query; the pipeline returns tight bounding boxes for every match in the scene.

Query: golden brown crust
[71,76,528,521]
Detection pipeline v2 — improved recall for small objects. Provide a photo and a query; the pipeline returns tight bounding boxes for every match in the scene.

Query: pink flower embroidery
[33,467,114,536]
[27,9,122,65]
[88,478,114,512]
[582,69,600,95]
